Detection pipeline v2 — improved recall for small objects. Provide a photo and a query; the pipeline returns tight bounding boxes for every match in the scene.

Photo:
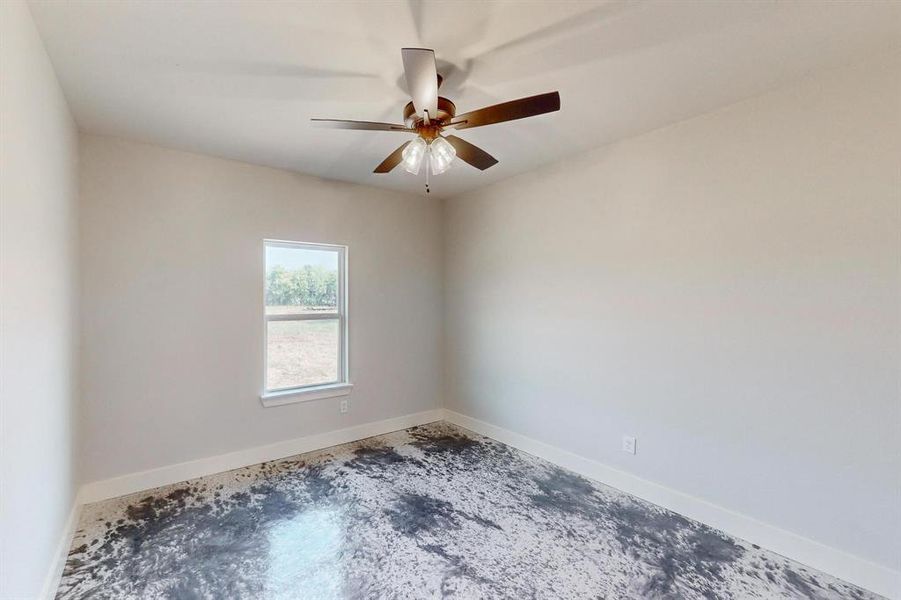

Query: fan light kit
[313,48,561,193]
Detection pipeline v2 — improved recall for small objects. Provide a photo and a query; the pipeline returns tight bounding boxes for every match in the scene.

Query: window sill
[260,383,353,408]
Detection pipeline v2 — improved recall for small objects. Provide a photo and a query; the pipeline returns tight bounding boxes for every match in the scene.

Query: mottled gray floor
[58,422,880,599]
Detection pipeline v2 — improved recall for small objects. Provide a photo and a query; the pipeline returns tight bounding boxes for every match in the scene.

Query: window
[262,240,350,405]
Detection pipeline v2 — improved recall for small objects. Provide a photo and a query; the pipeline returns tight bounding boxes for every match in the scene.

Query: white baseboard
[78,408,444,505]
[443,409,900,600]
[40,499,81,600]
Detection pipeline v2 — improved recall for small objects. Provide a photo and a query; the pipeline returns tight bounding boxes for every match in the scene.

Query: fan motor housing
[404,96,456,129]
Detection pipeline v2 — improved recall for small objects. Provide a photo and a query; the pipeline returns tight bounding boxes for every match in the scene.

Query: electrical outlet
[622,435,637,455]
[339,399,348,414]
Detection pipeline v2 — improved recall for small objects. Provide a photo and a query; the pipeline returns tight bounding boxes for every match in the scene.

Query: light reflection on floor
[265,508,344,599]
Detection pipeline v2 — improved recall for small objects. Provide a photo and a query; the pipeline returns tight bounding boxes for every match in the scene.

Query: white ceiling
[28,0,900,199]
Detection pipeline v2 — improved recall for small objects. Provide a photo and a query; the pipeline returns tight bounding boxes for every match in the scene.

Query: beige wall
[78,135,444,482]
[444,55,900,570]
[0,1,81,597]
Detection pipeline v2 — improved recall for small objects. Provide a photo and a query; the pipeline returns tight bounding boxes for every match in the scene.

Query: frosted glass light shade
[402,137,427,175]
[429,137,456,175]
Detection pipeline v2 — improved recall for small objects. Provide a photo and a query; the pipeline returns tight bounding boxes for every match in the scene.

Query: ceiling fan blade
[446,91,560,130]
[311,119,413,132]
[373,142,411,173]
[401,48,439,119]
[444,136,498,171]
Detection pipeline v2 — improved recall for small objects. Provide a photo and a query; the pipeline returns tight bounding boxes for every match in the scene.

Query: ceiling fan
[312,48,560,193]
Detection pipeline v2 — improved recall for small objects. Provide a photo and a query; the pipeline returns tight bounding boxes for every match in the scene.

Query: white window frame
[260,239,352,407]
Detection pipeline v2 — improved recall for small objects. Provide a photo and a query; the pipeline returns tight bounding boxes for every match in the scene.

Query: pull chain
[425,150,430,194]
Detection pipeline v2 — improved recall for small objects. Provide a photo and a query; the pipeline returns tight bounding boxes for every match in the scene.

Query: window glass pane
[266,245,339,315]
[267,319,339,390]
